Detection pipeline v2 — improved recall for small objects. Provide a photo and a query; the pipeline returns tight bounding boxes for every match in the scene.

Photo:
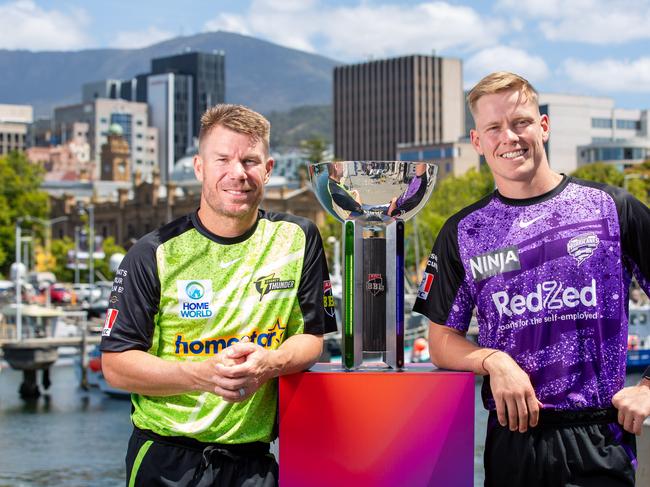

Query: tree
[50,236,127,283]
[300,137,328,163]
[0,151,49,275]
[572,162,649,205]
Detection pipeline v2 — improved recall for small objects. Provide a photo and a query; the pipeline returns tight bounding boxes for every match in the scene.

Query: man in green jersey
[100,104,337,486]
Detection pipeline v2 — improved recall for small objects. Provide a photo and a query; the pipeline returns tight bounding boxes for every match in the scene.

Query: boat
[76,345,130,398]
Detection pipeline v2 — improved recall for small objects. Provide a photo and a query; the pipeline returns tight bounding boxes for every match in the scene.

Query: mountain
[0,31,341,117]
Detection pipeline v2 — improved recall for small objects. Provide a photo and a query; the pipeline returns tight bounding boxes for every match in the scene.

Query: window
[591,118,612,129]
[616,119,641,130]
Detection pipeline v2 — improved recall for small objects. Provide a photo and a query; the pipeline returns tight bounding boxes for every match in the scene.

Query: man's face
[470,89,550,185]
[194,125,273,220]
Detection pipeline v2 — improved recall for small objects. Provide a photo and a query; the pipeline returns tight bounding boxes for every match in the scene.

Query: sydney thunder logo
[254,274,295,301]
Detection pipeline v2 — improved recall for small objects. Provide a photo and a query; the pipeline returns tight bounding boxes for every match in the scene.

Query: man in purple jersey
[413,71,650,486]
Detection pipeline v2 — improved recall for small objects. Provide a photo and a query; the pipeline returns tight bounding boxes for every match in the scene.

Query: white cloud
[203,1,504,60]
[0,0,91,50]
[204,13,252,37]
[464,46,550,88]
[495,0,650,44]
[563,57,650,92]
[112,26,175,49]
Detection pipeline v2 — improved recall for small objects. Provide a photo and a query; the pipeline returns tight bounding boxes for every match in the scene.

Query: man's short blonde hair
[467,72,539,117]
[199,104,270,155]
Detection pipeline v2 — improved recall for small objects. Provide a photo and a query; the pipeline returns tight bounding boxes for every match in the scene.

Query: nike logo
[219,257,242,269]
[519,215,545,229]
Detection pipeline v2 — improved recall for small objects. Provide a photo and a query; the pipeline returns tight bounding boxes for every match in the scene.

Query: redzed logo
[102,309,119,337]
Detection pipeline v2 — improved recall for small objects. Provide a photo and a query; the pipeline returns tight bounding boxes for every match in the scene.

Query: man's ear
[193,154,204,182]
[470,129,484,156]
[264,158,274,183]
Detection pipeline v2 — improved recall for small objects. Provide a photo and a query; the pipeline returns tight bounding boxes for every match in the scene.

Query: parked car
[85,281,113,318]
[72,283,102,304]
[50,283,74,304]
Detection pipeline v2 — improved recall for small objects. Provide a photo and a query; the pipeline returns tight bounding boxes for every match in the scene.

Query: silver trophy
[309,161,437,369]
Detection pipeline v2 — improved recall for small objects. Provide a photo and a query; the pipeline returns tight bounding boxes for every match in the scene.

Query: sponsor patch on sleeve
[418,272,435,300]
[102,308,119,337]
[323,280,335,317]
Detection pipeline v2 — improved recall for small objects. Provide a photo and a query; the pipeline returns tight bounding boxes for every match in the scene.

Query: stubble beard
[203,185,264,221]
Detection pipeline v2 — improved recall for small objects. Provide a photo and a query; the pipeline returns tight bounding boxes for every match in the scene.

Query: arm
[429,322,542,432]
[212,333,323,402]
[102,349,242,396]
[612,369,650,435]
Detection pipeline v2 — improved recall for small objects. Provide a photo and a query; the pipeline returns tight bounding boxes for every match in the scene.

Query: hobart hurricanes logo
[255,274,295,301]
[567,233,600,265]
[469,246,521,282]
[177,279,213,319]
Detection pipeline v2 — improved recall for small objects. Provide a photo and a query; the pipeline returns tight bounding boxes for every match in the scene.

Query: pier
[2,335,102,398]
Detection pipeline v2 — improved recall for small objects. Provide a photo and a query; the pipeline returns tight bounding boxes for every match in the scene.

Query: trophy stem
[343,221,355,370]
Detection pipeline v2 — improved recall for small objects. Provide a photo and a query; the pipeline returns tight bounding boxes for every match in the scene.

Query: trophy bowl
[309,161,438,369]
[309,161,437,223]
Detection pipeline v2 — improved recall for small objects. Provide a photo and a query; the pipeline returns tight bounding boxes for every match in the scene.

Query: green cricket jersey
[100,210,337,443]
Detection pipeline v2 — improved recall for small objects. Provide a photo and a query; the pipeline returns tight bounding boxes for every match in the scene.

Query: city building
[146,72,193,182]
[26,122,92,181]
[82,79,128,102]
[396,139,480,180]
[128,51,225,183]
[150,51,226,139]
[0,103,33,155]
[100,124,131,182]
[48,178,323,249]
[53,98,158,181]
[537,93,650,173]
[578,138,650,169]
[334,55,464,160]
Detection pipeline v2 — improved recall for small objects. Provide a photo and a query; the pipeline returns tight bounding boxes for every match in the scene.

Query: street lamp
[13,215,68,341]
[77,202,95,295]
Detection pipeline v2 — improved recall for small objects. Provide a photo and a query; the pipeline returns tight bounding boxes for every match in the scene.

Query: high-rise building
[151,51,226,139]
[82,80,126,102]
[0,103,33,155]
[334,55,464,160]
[147,73,193,183]
[53,98,158,181]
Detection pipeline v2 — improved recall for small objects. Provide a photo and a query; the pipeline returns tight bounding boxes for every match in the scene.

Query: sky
[1,0,649,109]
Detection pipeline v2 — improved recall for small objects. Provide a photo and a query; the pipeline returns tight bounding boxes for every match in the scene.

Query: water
[0,364,643,486]
[0,365,132,487]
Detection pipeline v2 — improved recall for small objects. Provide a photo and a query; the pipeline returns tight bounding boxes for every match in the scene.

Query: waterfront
[0,364,643,486]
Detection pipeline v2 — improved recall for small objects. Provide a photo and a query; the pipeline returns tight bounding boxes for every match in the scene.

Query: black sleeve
[412,215,473,329]
[100,233,161,352]
[297,221,338,335]
[329,179,363,213]
[618,190,650,292]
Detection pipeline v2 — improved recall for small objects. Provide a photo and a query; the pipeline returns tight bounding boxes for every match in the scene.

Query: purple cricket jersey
[413,176,650,410]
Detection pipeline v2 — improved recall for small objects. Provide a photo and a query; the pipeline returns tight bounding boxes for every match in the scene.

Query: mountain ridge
[0,31,341,116]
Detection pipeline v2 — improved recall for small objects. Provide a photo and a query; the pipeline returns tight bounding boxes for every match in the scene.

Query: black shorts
[484,408,636,487]
[125,427,278,487]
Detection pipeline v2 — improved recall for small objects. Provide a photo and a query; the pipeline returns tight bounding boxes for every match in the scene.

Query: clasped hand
[209,338,273,402]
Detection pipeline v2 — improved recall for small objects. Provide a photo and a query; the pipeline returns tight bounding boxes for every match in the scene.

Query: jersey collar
[494,174,569,207]
[190,209,261,244]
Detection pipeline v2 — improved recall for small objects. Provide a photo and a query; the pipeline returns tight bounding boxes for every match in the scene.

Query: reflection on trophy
[309,161,437,369]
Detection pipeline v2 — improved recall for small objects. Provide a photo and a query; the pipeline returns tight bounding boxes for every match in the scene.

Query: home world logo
[177,279,213,319]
